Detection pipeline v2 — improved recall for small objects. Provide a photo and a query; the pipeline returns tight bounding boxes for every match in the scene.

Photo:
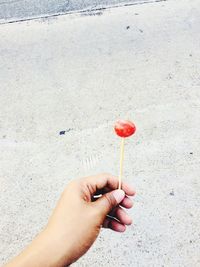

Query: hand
[45,173,135,266]
[5,173,135,267]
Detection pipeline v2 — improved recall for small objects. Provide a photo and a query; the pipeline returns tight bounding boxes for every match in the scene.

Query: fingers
[121,182,135,196]
[82,173,118,195]
[103,205,133,232]
[103,217,126,232]
[109,207,132,225]
[81,173,135,224]
[82,173,136,196]
[93,195,133,209]
[94,190,125,217]
[120,196,133,209]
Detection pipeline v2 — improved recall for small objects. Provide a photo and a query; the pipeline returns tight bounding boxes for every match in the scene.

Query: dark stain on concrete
[59,128,73,135]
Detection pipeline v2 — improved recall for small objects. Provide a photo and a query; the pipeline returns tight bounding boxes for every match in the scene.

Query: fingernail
[112,189,125,203]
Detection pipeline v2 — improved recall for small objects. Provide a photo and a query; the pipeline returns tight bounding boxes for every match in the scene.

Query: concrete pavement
[0,0,200,266]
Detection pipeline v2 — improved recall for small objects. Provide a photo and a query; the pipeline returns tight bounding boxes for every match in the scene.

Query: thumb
[95,189,125,217]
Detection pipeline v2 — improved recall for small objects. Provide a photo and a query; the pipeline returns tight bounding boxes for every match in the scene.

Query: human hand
[46,173,135,266]
[5,173,135,267]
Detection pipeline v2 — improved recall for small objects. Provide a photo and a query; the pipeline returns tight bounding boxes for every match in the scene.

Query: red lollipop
[114,120,136,189]
[114,120,136,138]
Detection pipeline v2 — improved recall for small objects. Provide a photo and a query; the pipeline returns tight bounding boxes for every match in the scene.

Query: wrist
[41,225,74,267]
[35,227,71,267]
[5,227,71,267]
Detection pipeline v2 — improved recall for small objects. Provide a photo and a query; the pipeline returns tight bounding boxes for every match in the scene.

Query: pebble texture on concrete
[0,0,200,266]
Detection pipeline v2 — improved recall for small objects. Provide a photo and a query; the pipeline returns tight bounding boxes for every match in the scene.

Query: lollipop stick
[119,137,125,189]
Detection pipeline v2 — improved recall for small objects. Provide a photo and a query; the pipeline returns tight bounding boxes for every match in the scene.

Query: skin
[5,173,135,267]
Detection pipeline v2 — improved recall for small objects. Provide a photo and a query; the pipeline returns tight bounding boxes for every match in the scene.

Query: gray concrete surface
[0,0,200,266]
[0,0,155,24]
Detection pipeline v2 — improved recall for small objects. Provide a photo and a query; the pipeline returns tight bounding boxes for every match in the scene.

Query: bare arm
[5,173,135,267]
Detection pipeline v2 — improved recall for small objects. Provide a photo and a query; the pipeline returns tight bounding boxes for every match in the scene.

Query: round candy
[114,120,136,138]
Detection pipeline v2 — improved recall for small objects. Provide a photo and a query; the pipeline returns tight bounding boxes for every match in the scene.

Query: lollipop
[114,120,136,189]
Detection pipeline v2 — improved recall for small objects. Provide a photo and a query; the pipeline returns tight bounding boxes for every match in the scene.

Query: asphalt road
[0,0,155,23]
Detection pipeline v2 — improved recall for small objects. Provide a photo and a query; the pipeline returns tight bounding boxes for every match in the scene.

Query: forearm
[4,228,70,267]
[4,174,135,267]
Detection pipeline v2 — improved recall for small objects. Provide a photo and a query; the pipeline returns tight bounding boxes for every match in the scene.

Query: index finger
[81,173,136,196]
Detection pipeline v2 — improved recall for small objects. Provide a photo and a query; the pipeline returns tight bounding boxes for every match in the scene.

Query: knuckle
[98,172,112,179]
[104,193,116,209]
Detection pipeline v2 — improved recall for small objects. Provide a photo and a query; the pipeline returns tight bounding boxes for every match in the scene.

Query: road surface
[0,0,200,266]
